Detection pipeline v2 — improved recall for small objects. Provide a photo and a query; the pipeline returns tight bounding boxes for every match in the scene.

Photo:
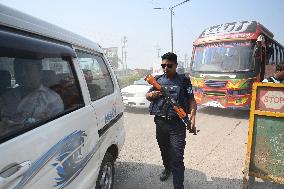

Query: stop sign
[260,91,284,110]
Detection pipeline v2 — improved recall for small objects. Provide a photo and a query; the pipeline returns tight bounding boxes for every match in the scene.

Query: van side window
[76,51,114,101]
[0,57,83,142]
[42,58,84,110]
[0,31,84,143]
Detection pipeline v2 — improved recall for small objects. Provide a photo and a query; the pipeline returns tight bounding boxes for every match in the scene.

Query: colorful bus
[189,21,284,109]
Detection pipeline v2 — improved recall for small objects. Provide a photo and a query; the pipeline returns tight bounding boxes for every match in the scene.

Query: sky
[1,0,284,69]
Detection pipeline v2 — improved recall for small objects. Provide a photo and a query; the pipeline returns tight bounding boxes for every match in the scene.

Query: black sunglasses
[161,64,174,69]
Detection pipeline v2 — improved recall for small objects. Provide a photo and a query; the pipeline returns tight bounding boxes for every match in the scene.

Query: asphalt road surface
[113,106,283,189]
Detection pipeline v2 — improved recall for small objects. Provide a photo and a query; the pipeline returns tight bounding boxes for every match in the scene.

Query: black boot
[159,168,171,181]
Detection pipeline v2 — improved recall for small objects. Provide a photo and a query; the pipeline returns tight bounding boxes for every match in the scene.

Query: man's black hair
[161,52,177,64]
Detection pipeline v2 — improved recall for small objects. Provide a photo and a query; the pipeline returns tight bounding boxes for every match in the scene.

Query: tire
[95,152,115,189]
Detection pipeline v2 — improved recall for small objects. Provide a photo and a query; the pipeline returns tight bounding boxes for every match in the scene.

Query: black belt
[158,115,179,120]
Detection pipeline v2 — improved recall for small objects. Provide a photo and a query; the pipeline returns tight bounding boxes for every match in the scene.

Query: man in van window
[262,63,284,83]
[0,58,64,125]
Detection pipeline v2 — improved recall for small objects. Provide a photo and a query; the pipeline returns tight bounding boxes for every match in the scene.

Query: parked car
[121,78,151,109]
[0,4,125,189]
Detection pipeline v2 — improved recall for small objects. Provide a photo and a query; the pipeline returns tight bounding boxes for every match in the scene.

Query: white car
[121,78,151,109]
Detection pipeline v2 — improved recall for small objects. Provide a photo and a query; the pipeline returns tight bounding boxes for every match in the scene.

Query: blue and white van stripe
[14,130,104,189]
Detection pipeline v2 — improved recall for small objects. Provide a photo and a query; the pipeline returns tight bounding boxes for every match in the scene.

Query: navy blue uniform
[148,73,194,189]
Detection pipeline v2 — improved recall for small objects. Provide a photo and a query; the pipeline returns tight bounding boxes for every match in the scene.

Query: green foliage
[117,74,142,89]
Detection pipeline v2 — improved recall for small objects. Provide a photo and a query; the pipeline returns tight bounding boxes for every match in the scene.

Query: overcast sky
[1,0,284,69]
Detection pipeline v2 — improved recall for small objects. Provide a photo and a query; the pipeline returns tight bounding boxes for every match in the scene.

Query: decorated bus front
[189,21,278,109]
[190,41,256,109]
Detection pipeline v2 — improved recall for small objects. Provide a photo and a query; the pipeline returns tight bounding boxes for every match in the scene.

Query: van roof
[0,4,102,53]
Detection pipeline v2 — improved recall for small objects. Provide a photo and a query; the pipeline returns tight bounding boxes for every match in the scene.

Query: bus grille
[204,91,226,96]
[205,80,227,88]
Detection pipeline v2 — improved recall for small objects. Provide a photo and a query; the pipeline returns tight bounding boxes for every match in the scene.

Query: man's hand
[146,91,162,100]
[189,113,196,130]
[187,109,196,134]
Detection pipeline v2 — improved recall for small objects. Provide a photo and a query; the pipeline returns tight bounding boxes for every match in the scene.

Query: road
[113,107,283,189]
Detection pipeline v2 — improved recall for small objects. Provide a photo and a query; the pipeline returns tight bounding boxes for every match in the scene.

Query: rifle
[145,74,197,135]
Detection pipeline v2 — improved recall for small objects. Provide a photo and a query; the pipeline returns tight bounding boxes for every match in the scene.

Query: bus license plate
[203,101,225,108]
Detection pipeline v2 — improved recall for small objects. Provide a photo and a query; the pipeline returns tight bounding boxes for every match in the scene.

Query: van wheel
[96,152,114,189]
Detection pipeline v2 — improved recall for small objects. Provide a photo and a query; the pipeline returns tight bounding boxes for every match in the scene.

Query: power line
[147,0,160,7]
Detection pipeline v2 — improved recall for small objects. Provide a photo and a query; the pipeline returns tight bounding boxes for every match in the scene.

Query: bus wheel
[96,152,115,189]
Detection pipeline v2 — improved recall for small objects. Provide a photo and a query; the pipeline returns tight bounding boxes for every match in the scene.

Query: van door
[76,50,122,141]
[76,49,126,188]
[0,30,99,189]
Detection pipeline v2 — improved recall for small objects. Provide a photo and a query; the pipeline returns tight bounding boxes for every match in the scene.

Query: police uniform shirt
[148,73,194,98]
[148,74,194,116]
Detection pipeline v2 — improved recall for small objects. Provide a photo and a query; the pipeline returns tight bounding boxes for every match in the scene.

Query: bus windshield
[192,41,255,72]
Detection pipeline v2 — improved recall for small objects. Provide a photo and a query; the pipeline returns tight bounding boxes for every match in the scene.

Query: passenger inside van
[0,58,64,126]
[42,70,59,88]
[0,70,11,95]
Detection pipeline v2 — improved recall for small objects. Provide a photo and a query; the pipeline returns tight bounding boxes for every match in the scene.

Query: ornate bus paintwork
[191,76,254,109]
[190,21,284,109]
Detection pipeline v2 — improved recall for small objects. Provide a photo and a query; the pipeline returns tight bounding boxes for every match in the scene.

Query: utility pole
[121,47,124,71]
[184,53,188,68]
[170,7,173,52]
[121,36,127,75]
[155,44,161,58]
[154,0,190,52]
[124,51,127,73]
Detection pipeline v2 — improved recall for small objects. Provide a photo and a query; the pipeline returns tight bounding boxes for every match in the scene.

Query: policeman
[146,52,196,189]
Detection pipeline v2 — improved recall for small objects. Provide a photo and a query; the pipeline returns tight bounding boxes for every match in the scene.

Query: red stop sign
[261,91,284,110]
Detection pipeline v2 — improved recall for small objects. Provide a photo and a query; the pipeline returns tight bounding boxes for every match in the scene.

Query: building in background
[177,60,185,74]
[152,57,163,75]
[103,47,119,69]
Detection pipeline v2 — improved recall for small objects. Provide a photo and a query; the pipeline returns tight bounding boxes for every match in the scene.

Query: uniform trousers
[154,116,186,189]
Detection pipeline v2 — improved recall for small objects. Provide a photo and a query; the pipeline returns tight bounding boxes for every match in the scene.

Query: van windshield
[192,41,255,72]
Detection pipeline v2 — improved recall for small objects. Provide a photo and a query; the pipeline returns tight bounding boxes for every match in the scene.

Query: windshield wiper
[231,69,252,72]
[192,70,221,73]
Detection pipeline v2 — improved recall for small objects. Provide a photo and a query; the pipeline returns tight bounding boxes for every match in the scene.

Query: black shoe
[159,168,171,181]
